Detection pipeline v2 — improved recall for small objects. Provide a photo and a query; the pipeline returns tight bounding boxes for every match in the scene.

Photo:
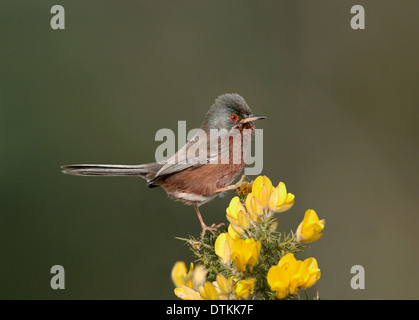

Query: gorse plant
[171,175,325,300]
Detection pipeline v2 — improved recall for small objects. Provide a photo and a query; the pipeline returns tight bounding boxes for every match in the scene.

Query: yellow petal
[304,209,318,224]
[251,176,265,198]
[300,269,321,289]
[171,261,188,288]
[199,281,219,300]
[226,196,246,225]
[175,285,202,300]
[245,193,254,216]
[301,262,321,288]
[305,257,317,268]
[278,253,297,270]
[237,210,251,230]
[228,224,242,239]
[230,238,257,272]
[302,221,317,239]
[276,193,295,213]
[275,289,289,300]
[216,274,232,294]
[274,201,295,213]
[288,277,300,295]
[251,196,264,216]
[277,182,287,205]
[245,194,256,221]
[214,233,231,264]
[295,221,303,241]
[267,265,289,298]
[298,209,325,242]
[300,257,321,288]
[268,186,279,210]
[191,265,208,290]
[259,185,269,207]
[269,183,293,212]
[230,223,245,237]
[300,232,323,243]
[234,278,256,299]
[247,239,261,267]
[226,196,240,220]
[286,193,295,203]
[262,176,274,195]
[230,240,247,272]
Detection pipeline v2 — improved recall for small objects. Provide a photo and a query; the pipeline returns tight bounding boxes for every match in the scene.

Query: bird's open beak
[240,115,267,124]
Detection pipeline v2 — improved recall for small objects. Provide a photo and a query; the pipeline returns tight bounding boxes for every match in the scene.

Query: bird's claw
[234,175,246,189]
[201,222,225,238]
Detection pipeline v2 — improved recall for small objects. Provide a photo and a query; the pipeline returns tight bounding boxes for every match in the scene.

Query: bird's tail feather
[61,163,159,180]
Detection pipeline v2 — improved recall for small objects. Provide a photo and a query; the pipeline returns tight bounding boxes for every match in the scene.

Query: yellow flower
[211,274,235,300]
[300,257,321,289]
[234,278,256,299]
[215,274,232,295]
[286,259,308,295]
[198,281,219,300]
[245,193,263,221]
[230,238,261,272]
[251,176,274,207]
[171,261,207,300]
[171,261,207,290]
[171,261,193,288]
[226,196,245,225]
[267,253,321,299]
[214,233,232,264]
[267,264,290,299]
[246,176,294,216]
[174,285,202,300]
[226,196,252,235]
[296,209,325,243]
[215,234,261,272]
[268,182,295,213]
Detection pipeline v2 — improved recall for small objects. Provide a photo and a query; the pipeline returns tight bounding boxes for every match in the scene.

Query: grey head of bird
[200,93,266,133]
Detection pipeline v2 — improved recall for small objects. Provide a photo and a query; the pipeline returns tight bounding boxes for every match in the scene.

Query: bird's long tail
[61,163,161,181]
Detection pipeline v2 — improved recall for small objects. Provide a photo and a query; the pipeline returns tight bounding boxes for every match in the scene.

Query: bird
[61,93,266,238]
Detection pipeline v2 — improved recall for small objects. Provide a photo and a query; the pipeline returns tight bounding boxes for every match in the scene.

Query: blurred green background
[1,0,418,299]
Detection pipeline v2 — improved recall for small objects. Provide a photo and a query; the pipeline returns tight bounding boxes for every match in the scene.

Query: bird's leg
[214,174,246,194]
[193,205,225,238]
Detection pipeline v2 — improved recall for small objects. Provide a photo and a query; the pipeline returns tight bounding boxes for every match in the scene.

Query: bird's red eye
[230,113,239,122]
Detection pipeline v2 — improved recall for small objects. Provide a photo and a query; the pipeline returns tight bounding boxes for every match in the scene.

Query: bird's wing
[153,129,224,179]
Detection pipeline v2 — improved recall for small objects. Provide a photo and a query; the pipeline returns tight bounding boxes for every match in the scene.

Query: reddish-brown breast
[154,123,253,205]
[159,161,245,205]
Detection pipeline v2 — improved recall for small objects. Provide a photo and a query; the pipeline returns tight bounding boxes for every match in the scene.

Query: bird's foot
[234,175,246,189]
[201,222,225,238]
[214,175,247,194]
